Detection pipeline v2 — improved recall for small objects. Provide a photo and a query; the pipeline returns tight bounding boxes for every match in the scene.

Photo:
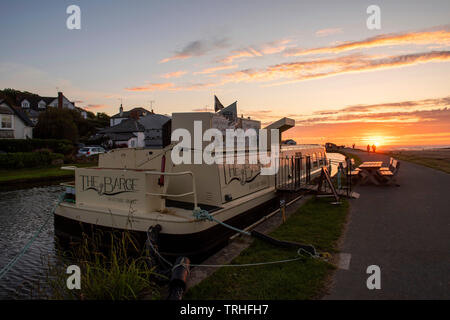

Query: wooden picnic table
[358,161,383,185]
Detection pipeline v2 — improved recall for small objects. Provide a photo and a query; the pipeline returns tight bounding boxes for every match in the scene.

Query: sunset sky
[1,0,449,147]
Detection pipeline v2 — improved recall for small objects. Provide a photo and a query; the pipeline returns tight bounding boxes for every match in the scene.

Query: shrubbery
[0,139,75,155]
[0,150,64,169]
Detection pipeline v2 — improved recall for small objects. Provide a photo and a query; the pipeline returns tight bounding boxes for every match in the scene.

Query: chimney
[119,104,123,116]
[58,92,63,109]
[130,109,138,119]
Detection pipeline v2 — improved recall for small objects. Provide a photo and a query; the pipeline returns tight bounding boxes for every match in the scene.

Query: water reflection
[0,186,63,299]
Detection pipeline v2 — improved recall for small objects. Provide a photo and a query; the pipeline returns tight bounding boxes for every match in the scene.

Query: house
[17,91,87,122]
[0,99,34,139]
[95,112,171,149]
[138,113,171,148]
[110,105,151,126]
[99,118,146,148]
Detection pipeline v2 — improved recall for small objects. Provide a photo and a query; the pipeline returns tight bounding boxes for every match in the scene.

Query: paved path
[325,149,450,299]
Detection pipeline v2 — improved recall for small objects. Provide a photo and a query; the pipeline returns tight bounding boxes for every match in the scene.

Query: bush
[0,139,75,155]
[0,150,64,169]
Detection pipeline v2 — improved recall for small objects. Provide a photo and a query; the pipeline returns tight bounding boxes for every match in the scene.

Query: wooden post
[280,199,286,223]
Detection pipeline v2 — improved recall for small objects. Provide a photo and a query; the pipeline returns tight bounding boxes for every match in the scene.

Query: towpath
[325,149,450,299]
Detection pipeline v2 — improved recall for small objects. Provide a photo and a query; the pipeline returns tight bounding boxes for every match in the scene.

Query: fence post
[280,199,286,223]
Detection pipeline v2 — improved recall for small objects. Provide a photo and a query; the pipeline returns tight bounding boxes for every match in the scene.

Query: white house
[110,105,150,126]
[18,91,87,121]
[138,113,171,148]
[0,99,34,139]
[99,118,146,148]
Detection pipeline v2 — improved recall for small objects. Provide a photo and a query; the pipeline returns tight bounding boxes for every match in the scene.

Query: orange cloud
[85,104,110,110]
[125,81,217,92]
[269,96,450,146]
[125,83,175,91]
[220,39,291,63]
[315,28,343,37]
[285,29,450,56]
[161,70,187,78]
[193,64,238,75]
[222,51,450,85]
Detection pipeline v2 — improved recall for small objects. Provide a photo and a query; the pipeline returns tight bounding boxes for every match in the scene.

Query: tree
[95,112,110,127]
[34,108,79,143]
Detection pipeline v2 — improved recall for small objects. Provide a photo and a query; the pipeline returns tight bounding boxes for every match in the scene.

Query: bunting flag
[214,95,224,112]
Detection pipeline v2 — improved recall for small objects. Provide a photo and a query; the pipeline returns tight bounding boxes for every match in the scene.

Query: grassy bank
[386,149,450,174]
[338,151,362,167]
[185,197,349,300]
[0,163,96,186]
[34,231,161,300]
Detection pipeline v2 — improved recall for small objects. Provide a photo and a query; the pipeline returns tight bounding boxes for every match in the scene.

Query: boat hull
[54,189,279,260]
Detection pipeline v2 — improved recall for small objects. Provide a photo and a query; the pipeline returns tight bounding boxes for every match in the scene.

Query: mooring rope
[145,207,329,272]
[192,208,251,236]
[176,247,321,270]
[0,193,64,281]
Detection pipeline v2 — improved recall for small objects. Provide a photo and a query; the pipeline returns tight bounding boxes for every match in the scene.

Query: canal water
[0,153,346,299]
[0,185,63,299]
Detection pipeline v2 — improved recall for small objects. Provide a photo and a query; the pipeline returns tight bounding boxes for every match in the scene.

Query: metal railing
[144,170,199,209]
[275,155,328,191]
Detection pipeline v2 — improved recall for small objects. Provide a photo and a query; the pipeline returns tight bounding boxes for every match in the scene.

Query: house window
[22,101,29,108]
[0,115,13,129]
[38,102,46,109]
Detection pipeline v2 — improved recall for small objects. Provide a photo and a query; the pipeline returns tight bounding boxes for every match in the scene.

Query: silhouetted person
[372,144,376,153]
[352,143,355,149]
[367,144,370,153]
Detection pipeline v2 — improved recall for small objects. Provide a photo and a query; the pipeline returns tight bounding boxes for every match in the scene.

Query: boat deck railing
[144,170,199,209]
[276,155,329,191]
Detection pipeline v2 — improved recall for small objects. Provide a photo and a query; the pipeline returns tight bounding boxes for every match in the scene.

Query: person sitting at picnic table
[372,144,376,153]
[367,144,370,153]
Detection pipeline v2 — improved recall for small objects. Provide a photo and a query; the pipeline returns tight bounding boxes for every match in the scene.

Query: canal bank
[0,163,95,192]
[0,153,351,299]
[184,196,349,300]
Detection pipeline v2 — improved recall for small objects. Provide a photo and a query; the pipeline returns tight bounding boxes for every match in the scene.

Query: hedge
[0,151,64,169]
[0,139,75,155]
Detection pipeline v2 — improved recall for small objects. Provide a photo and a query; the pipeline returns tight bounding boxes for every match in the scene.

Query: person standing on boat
[367,144,370,153]
[372,144,376,153]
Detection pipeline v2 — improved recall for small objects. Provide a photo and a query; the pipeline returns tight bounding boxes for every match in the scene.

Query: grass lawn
[185,196,349,300]
[386,150,450,174]
[0,163,96,183]
[338,151,362,167]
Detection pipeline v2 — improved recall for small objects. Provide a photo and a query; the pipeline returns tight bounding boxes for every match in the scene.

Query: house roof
[138,113,171,129]
[18,94,54,109]
[111,107,150,119]
[17,93,77,110]
[0,99,34,127]
[100,118,145,134]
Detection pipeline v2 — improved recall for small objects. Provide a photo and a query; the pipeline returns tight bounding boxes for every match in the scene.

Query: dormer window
[38,101,46,109]
[22,100,30,108]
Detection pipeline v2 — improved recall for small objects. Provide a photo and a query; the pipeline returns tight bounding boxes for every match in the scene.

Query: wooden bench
[377,159,400,186]
[379,157,394,171]
[346,159,360,177]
